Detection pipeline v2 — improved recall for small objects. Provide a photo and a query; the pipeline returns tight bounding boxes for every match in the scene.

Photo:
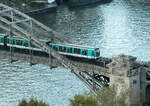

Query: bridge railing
[0,3,70,43]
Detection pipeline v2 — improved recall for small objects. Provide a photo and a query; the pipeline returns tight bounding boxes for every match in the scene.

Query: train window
[62,47,66,52]
[82,50,85,55]
[92,51,95,56]
[16,40,22,45]
[85,50,87,55]
[59,46,66,52]
[7,39,14,44]
[24,42,29,47]
[9,39,15,44]
[70,48,72,53]
[56,46,58,51]
[7,39,10,44]
[1,38,4,42]
[74,48,77,54]
[53,46,58,51]
[95,48,100,57]
[74,48,80,54]
[82,50,87,55]
[4,36,7,44]
[78,49,81,54]
[67,48,70,53]
[11,40,13,44]
[59,46,62,51]
[13,40,15,44]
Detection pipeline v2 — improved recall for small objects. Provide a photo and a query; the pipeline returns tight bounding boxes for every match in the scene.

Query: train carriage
[0,35,8,46]
[6,36,41,51]
[48,43,100,59]
[6,37,30,47]
[0,35,100,59]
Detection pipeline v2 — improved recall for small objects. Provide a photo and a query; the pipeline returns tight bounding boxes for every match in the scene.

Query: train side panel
[51,43,99,59]
[0,36,4,45]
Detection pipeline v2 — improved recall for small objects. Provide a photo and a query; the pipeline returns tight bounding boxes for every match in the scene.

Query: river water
[0,0,150,105]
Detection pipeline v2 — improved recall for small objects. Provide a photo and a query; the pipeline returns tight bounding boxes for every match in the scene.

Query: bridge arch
[145,85,150,103]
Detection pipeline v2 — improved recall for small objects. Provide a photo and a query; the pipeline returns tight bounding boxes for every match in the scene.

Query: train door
[4,36,8,47]
[95,48,100,58]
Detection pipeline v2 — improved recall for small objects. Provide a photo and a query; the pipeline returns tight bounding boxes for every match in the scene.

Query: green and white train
[0,35,100,59]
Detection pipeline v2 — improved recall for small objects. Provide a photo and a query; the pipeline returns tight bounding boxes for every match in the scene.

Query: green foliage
[69,85,130,106]
[38,101,49,106]
[69,94,98,106]
[28,98,38,106]
[18,97,49,106]
[96,85,118,106]
[18,99,27,106]
[96,85,130,106]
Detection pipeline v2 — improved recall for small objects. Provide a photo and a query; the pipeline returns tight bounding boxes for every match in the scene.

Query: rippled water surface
[35,0,150,60]
[1,0,150,105]
[0,60,87,106]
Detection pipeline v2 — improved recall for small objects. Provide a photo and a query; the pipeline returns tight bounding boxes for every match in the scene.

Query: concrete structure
[108,54,150,106]
[0,3,150,106]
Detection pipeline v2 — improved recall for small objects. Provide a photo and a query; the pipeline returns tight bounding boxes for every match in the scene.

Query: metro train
[0,35,100,59]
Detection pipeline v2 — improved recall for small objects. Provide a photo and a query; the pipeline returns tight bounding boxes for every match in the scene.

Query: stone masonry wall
[107,54,149,106]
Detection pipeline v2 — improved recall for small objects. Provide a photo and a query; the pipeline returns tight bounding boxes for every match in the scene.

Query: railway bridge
[0,3,150,106]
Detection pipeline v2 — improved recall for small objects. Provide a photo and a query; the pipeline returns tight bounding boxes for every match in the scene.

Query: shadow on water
[67,0,113,10]
[101,0,113,4]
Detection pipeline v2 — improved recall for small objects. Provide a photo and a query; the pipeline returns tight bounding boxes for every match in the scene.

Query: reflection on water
[1,0,150,105]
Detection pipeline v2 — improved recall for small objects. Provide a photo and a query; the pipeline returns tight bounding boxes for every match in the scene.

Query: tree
[69,94,98,106]
[69,85,130,106]
[96,85,130,106]
[18,99,27,106]
[18,97,50,106]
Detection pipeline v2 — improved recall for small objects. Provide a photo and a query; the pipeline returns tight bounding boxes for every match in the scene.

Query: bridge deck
[0,3,109,94]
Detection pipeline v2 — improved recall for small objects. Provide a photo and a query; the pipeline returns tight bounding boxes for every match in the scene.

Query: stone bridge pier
[107,54,150,106]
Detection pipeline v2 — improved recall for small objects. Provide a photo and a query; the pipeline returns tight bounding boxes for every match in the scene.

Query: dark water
[35,0,150,61]
[0,0,150,105]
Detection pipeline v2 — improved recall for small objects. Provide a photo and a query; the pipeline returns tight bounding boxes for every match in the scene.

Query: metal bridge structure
[1,4,150,105]
[0,3,111,94]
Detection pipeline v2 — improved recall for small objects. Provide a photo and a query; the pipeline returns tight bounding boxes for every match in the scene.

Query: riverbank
[0,0,57,15]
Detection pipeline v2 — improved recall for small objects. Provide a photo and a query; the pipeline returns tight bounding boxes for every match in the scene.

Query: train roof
[51,42,99,50]
[0,33,7,36]
[0,35,28,41]
[0,35,100,50]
